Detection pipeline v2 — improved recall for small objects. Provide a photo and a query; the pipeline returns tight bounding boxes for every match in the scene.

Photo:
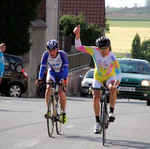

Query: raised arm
[73,25,94,55]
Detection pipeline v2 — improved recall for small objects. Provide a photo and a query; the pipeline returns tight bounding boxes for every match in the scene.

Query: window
[4,55,23,73]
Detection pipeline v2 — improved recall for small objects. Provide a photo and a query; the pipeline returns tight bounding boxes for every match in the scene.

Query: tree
[131,33,141,58]
[59,14,107,46]
[134,3,138,7]
[145,0,150,6]
[0,0,42,55]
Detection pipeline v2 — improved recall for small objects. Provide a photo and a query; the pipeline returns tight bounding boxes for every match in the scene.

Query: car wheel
[147,99,150,106]
[7,83,22,97]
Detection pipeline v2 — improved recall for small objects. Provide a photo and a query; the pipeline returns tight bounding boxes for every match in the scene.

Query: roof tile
[60,0,105,27]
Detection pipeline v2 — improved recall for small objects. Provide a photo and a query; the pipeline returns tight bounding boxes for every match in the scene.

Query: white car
[80,69,94,96]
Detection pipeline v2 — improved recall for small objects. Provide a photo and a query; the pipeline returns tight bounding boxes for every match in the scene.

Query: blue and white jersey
[39,50,69,80]
[0,51,4,72]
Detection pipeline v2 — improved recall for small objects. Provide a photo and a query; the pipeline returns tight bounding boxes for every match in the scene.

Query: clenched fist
[73,25,80,39]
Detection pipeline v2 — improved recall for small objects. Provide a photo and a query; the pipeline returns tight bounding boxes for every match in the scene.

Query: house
[38,0,106,28]
[60,0,105,28]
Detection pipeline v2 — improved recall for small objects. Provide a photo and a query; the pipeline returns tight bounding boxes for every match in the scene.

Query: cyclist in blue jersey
[0,43,6,96]
[35,39,69,124]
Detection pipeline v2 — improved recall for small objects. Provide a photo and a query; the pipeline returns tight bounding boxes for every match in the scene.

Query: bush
[131,33,150,63]
[141,39,150,61]
[59,14,104,46]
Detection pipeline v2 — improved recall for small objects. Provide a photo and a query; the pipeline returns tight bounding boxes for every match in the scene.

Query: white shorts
[93,76,116,89]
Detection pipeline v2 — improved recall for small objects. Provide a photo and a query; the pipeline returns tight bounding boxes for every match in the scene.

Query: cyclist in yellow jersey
[73,25,122,134]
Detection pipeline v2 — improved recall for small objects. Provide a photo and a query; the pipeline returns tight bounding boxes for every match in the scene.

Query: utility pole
[46,0,59,41]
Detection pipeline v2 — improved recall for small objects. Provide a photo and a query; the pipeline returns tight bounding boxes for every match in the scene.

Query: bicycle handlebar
[92,86,110,91]
[89,85,119,94]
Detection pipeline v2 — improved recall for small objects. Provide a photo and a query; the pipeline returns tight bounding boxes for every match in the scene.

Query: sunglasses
[100,47,109,50]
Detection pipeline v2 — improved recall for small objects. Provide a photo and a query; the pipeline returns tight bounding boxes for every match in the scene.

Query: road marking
[66,125,75,129]
[27,141,39,147]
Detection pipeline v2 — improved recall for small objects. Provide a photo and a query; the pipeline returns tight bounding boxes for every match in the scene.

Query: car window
[4,55,23,73]
[119,60,150,74]
[85,70,94,78]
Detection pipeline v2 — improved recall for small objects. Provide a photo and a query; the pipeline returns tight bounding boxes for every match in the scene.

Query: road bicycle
[45,80,65,137]
[99,82,119,145]
[89,82,118,146]
[98,82,110,146]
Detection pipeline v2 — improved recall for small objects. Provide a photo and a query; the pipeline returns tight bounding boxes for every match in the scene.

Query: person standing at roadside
[0,43,6,95]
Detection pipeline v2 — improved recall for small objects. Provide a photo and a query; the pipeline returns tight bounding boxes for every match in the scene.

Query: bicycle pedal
[95,131,100,134]
[56,118,60,121]
[105,125,108,129]
[109,118,115,122]
[44,115,48,119]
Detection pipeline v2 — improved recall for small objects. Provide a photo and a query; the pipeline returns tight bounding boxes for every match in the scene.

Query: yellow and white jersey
[75,39,122,82]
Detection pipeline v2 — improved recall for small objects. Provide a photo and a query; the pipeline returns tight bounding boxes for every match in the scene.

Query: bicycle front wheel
[56,101,62,134]
[102,105,106,145]
[47,97,54,137]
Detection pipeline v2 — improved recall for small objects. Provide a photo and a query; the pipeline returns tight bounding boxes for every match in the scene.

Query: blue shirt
[39,50,69,79]
[0,51,4,72]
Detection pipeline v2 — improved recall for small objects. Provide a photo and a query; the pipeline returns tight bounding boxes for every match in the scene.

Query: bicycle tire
[56,100,62,134]
[47,97,54,137]
[37,83,45,98]
[102,104,106,145]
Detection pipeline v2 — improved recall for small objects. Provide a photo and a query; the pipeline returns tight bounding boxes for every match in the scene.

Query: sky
[105,0,146,8]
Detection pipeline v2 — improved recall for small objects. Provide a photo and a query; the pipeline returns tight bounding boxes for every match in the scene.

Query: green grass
[106,20,150,56]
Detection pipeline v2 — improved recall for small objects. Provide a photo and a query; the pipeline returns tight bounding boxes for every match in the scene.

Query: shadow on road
[107,139,150,149]
[62,134,150,149]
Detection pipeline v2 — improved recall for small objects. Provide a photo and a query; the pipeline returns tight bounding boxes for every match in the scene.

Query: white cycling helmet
[47,39,59,50]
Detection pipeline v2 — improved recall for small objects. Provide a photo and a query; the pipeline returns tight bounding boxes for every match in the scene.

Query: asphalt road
[0,96,150,149]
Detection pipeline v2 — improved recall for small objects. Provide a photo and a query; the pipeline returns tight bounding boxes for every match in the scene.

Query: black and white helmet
[95,36,110,48]
[47,39,59,50]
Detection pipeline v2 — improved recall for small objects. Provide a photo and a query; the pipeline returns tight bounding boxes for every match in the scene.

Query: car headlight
[81,81,89,87]
[141,80,150,86]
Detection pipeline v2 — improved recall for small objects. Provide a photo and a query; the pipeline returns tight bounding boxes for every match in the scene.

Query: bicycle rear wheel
[56,100,62,134]
[37,83,45,98]
[47,97,54,137]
